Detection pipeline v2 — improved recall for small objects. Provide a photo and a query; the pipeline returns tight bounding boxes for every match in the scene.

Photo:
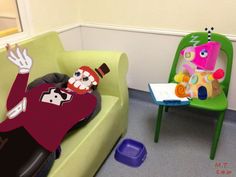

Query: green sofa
[0,32,129,177]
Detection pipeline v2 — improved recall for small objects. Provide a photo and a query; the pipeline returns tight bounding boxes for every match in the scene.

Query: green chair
[154,32,233,160]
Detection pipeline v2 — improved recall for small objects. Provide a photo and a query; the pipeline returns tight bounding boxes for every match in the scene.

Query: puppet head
[180,41,221,71]
[175,28,224,100]
[67,63,110,94]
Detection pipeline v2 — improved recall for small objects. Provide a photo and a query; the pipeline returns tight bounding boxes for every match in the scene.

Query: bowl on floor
[114,138,147,167]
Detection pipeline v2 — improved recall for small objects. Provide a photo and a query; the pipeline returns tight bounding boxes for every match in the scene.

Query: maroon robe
[0,73,96,152]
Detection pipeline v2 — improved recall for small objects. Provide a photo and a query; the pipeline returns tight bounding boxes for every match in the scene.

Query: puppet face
[180,41,220,71]
[67,67,99,95]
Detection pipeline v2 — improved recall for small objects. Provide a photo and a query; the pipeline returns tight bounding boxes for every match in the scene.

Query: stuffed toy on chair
[174,28,224,100]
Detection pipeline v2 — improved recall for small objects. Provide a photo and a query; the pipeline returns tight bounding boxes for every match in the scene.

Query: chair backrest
[168,32,233,96]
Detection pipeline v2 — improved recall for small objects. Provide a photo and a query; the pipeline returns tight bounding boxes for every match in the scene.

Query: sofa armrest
[57,51,129,106]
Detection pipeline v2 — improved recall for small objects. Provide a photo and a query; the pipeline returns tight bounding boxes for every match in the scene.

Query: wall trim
[81,23,236,42]
[56,23,81,33]
[81,23,190,37]
[2,22,236,47]
[58,23,236,42]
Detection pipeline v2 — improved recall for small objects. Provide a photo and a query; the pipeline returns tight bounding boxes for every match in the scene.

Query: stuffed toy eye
[75,71,81,77]
[74,69,83,79]
[83,76,89,81]
[184,51,195,61]
[81,77,92,87]
[200,49,208,58]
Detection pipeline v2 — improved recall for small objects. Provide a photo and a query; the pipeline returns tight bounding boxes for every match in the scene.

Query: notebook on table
[148,83,190,106]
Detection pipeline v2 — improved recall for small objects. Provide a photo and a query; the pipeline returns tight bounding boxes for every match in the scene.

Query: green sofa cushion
[49,95,120,176]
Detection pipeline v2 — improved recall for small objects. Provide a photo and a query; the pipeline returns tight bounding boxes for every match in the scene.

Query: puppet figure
[1,44,110,150]
[0,44,110,177]
[174,28,224,100]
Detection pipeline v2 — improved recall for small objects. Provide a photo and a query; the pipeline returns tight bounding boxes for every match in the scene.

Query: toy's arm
[6,74,29,111]
[5,45,32,112]
[174,72,190,83]
[1,76,28,129]
[174,64,194,83]
[206,68,225,81]
[6,44,32,74]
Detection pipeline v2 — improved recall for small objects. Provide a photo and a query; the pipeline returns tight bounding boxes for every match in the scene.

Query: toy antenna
[205,27,214,42]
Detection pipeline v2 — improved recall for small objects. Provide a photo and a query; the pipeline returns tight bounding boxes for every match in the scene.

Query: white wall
[0,0,81,47]
[78,0,236,36]
[27,0,80,34]
[59,26,82,51]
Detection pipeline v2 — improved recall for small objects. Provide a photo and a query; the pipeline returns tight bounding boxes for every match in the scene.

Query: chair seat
[190,92,228,111]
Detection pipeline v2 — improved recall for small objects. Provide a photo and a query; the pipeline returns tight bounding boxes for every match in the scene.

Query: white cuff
[19,68,30,74]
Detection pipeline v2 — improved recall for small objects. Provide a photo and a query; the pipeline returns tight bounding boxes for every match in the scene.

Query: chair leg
[165,106,169,112]
[154,105,164,143]
[210,111,225,160]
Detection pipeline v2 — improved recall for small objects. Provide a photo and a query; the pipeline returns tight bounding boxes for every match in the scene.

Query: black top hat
[95,63,110,78]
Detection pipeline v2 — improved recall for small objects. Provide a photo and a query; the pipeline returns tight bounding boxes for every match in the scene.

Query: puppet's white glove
[6,44,32,74]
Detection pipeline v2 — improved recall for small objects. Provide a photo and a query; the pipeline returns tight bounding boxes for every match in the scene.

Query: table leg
[154,105,164,143]
[165,106,169,112]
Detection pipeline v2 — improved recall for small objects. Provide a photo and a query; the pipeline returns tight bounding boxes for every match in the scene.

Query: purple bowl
[114,138,147,167]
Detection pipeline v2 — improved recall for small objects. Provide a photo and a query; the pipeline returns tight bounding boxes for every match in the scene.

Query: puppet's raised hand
[6,44,32,74]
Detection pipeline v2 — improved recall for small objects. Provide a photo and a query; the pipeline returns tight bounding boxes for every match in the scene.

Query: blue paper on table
[148,83,190,106]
